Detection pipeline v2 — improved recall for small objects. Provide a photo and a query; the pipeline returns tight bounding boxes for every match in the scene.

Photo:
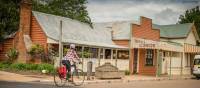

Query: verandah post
[169,51,172,79]
[81,46,84,71]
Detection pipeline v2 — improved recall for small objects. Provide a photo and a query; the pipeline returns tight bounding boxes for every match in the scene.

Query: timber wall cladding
[30,16,47,52]
[0,39,14,60]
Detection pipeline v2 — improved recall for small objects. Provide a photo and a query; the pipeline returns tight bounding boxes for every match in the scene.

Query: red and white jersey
[63,49,79,64]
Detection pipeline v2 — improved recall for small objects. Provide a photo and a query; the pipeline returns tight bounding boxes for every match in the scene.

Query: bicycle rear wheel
[53,71,66,87]
[72,69,85,86]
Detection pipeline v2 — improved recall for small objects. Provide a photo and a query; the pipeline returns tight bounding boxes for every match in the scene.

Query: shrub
[0,62,11,69]
[10,63,27,70]
[28,44,44,57]
[0,62,55,74]
[24,64,38,70]
[6,48,18,62]
[125,70,130,75]
[37,63,55,74]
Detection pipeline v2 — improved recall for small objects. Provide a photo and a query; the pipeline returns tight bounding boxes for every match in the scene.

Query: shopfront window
[105,49,111,59]
[117,50,129,59]
[145,49,154,66]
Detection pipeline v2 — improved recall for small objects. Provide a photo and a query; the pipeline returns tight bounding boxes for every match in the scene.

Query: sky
[86,0,200,25]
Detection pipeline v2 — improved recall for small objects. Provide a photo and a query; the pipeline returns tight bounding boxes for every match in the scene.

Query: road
[0,79,199,88]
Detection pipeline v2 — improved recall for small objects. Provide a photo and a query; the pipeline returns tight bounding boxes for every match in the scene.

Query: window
[91,48,98,58]
[75,46,82,56]
[145,49,154,66]
[117,50,129,59]
[194,59,200,65]
[83,47,90,58]
[172,52,180,57]
[105,49,111,59]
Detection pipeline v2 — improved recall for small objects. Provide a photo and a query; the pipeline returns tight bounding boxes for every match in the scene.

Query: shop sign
[132,38,158,49]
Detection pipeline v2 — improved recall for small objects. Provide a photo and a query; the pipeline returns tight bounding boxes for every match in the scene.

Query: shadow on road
[0,81,83,88]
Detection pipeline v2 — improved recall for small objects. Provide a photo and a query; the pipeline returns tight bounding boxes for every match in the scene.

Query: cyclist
[62,44,80,81]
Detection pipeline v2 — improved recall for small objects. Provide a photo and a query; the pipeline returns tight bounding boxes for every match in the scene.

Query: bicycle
[54,62,85,87]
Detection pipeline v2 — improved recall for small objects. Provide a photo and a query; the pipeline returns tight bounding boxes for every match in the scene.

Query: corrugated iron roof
[32,11,127,48]
[153,23,193,38]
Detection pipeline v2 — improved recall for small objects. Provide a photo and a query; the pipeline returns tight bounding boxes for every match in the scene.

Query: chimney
[19,0,32,35]
[16,0,32,63]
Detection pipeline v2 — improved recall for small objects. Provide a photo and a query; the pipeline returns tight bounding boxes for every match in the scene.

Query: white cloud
[86,0,199,25]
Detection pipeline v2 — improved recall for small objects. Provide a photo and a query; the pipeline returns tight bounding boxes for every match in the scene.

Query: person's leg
[61,60,67,78]
[66,60,71,80]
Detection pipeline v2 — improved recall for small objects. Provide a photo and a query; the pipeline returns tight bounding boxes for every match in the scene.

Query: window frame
[145,49,154,66]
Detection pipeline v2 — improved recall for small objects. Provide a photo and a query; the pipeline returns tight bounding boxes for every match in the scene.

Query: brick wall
[132,17,160,41]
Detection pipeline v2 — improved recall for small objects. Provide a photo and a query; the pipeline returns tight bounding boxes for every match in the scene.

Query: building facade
[1,0,200,76]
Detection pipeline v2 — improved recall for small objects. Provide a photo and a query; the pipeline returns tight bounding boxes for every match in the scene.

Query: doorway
[161,51,168,74]
[133,49,138,74]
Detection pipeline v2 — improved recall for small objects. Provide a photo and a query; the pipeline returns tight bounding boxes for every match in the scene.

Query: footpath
[0,71,194,84]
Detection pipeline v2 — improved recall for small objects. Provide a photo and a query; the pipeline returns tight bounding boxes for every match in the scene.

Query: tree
[178,6,200,38]
[0,0,92,43]
[32,0,92,27]
[0,0,21,43]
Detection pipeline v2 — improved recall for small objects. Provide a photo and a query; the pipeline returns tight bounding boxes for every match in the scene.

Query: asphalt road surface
[0,79,199,88]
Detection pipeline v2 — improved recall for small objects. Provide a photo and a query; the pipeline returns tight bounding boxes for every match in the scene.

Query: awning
[184,44,200,53]
[159,41,183,52]
[131,37,183,52]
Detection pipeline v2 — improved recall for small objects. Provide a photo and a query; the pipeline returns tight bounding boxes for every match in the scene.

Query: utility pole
[58,20,63,67]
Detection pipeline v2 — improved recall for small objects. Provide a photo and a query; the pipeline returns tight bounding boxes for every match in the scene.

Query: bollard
[87,61,93,80]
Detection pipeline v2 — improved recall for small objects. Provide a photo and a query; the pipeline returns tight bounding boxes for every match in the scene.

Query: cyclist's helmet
[70,44,75,49]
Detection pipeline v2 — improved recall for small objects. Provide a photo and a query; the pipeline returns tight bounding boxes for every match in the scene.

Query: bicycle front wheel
[72,69,85,86]
[53,71,66,87]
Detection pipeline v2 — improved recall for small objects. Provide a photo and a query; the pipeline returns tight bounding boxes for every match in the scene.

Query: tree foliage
[0,0,92,43]
[0,0,21,43]
[32,0,92,27]
[178,6,200,38]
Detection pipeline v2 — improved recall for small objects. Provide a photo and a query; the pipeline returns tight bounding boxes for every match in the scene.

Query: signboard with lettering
[132,37,159,49]
[131,37,183,52]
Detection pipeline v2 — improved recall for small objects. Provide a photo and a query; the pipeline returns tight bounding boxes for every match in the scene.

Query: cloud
[153,8,180,24]
[86,0,200,25]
